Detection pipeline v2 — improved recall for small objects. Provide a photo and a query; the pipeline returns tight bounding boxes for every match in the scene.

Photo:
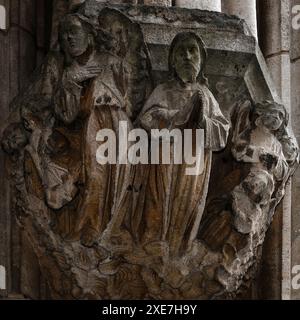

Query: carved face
[2,124,27,154]
[60,17,89,58]
[256,109,284,131]
[281,136,298,162]
[173,37,201,83]
[242,170,273,204]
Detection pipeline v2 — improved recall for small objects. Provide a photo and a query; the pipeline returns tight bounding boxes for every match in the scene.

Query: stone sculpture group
[1,5,299,299]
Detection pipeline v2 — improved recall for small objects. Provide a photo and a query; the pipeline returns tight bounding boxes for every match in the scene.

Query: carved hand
[66,62,103,84]
[149,108,179,124]
[193,90,204,124]
[142,108,180,130]
[55,96,82,124]
[176,90,204,127]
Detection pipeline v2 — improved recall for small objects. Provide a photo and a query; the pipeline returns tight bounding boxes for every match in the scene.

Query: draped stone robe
[8,52,82,211]
[72,51,134,240]
[2,51,85,237]
[9,49,134,240]
[137,79,230,257]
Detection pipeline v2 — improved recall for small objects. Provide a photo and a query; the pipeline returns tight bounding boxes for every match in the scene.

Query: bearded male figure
[136,32,230,258]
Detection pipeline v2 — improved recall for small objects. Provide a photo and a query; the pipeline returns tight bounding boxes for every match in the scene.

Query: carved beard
[175,64,200,84]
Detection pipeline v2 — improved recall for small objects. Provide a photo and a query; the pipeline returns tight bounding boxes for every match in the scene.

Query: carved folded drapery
[1,3,298,299]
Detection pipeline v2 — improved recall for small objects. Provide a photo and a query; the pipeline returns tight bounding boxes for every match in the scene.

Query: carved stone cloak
[137,79,230,257]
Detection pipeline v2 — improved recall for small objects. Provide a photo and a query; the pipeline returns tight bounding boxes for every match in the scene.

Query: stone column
[0,0,49,300]
[85,0,137,3]
[222,0,257,38]
[256,0,292,300]
[176,0,221,11]
[291,0,300,301]
[144,0,172,6]
[51,0,68,48]
[0,0,10,299]
[0,1,7,30]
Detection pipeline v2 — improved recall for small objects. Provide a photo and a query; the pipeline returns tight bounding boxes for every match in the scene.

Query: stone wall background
[291,0,300,301]
[256,0,292,300]
[0,0,52,299]
[0,0,300,300]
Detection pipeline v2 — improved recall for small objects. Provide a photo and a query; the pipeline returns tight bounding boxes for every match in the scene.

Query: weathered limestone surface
[0,0,50,299]
[291,0,300,301]
[1,0,299,301]
[257,0,292,300]
[176,0,221,11]
[0,0,10,298]
[1,2,297,300]
[222,0,257,39]
[144,0,172,6]
[0,0,8,30]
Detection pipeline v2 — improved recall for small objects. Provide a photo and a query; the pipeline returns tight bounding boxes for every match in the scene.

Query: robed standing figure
[136,32,230,258]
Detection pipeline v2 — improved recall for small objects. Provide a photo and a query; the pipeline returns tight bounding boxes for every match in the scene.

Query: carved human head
[59,14,95,59]
[280,135,299,164]
[1,123,28,154]
[97,8,142,58]
[169,32,207,85]
[21,100,53,132]
[254,101,287,132]
[242,169,274,205]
